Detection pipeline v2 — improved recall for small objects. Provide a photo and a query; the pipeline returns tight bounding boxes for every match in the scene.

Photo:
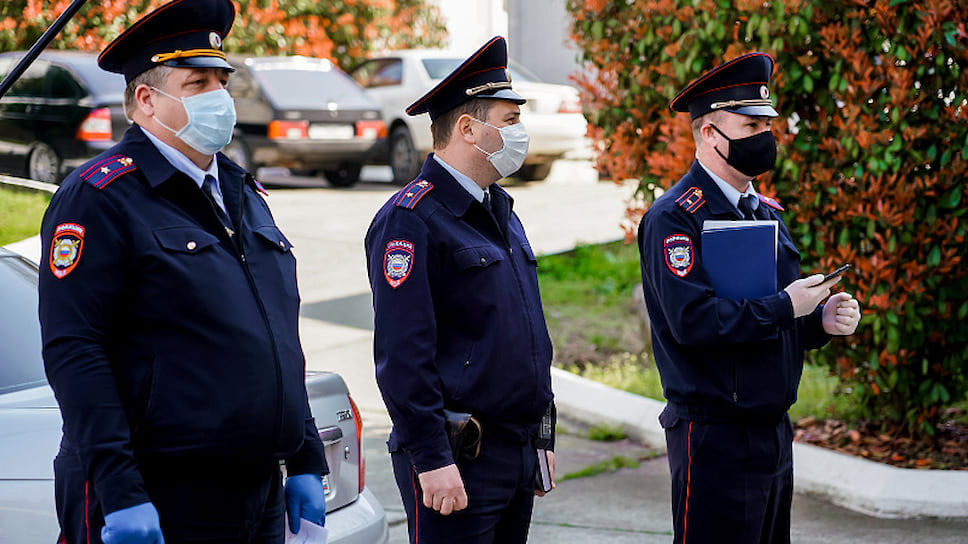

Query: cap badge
[760,85,770,99]
[209,32,222,49]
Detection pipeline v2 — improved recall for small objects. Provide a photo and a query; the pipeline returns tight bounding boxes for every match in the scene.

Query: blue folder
[701,220,778,300]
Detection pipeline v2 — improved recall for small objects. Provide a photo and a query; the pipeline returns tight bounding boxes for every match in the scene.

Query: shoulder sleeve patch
[675,187,706,214]
[393,179,434,209]
[663,233,695,277]
[758,194,784,211]
[80,155,137,190]
[384,239,415,288]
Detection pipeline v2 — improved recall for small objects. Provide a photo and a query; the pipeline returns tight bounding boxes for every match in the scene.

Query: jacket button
[186,241,197,251]
[464,360,470,367]
[480,257,487,265]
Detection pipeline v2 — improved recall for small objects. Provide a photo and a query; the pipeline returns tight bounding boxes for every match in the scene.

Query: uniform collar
[432,154,486,203]
[420,154,513,216]
[141,126,219,189]
[697,160,758,212]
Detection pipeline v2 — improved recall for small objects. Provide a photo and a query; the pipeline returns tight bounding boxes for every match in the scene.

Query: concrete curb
[551,367,968,520]
[0,174,58,194]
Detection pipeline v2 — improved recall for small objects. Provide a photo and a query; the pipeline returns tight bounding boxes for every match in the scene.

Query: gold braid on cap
[151,49,227,64]
[465,81,512,96]
[709,98,773,110]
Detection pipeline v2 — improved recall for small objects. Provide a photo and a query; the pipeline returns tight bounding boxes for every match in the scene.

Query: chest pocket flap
[253,225,293,253]
[153,227,219,254]
[454,245,505,270]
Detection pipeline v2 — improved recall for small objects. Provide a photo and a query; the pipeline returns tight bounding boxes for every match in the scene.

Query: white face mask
[472,118,530,178]
[151,87,237,155]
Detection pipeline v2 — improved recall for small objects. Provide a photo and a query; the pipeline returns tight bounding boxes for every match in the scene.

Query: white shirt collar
[433,154,486,203]
[698,160,758,211]
[142,127,220,187]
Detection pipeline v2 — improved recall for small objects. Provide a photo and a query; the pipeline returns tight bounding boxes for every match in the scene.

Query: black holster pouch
[443,409,483,461]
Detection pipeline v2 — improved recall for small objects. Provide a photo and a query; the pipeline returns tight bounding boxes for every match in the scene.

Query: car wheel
[389,125,421,185]
[516,162,554,182]
[222,138,253,172]
[323,163,362,188]
[27,142,62,184]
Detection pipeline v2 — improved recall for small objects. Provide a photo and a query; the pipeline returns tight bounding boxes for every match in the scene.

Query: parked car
[0,246,389,543]
[0,51,128,184]
[348,49,588,184]
[225,55,387,187]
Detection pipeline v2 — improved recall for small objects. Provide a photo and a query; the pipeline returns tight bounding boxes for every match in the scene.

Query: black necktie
[482,191,492,212]
[738,194,757,220]
[203,175,234,232]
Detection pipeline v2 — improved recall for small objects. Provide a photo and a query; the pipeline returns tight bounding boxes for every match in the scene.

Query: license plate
[308,123,354,140]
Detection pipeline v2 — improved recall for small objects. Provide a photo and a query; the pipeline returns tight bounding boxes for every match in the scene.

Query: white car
[0,247,389,543]
[349,49,587,183]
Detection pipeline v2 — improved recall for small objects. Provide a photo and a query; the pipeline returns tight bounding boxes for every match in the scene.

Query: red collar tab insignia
[81,155,137,190]
[250,177,269,196]
[663,234,694,278]
[50,223,85,279]
[675,187,706,214]
[384,239,415,289]
[757,194,784,211]
[394,179,434,209]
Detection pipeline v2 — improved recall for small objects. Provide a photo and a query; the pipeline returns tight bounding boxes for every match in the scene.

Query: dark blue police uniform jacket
[39,125,326,516]
[365,155,554,473]
[638,161,830,422]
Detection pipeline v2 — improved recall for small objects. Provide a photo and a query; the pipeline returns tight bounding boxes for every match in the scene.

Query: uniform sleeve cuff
[773,290,796,332]
[95,472,150,516]
[406,433,455,473]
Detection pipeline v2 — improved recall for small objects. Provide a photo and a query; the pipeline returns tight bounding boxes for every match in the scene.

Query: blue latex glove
[284,473,327,533]
[100,502,165,544]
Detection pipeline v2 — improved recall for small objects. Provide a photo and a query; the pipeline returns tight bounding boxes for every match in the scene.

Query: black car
[0,51,129,184]
[224,56,387,187]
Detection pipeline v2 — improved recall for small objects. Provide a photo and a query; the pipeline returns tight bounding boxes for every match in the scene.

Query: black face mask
[711,124,777,177]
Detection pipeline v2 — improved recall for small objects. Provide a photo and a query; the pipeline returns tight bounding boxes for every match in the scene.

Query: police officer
[637,52,861,543]
[38,1,327,542]
[365,37,556,544]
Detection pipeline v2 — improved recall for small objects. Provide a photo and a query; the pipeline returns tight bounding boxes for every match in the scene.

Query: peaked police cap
[98,0,235,84]
[406,36,525,121]
[670,52,778,120]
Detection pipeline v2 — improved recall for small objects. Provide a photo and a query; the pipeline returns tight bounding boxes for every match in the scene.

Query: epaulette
[758,194,784,211]
[80,154,137,190]
[675,186,706,214]
[393,179,434,209]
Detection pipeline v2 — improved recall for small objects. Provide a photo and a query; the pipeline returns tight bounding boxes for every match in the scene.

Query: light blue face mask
[472,118,530,178]
[152,87,237,155]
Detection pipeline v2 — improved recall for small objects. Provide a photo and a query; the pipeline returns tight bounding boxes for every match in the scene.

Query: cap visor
[165,56,235,71]
[727,104,778,117]
[481,88,526,105]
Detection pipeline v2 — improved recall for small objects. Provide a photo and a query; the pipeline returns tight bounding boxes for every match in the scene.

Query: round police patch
[384,239,415,289]
[50,223,85,279]
[663,234,694,277]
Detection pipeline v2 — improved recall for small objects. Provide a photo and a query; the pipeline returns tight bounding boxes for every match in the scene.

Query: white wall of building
[430,0,509,54]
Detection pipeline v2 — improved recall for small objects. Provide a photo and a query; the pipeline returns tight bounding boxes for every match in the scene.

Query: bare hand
[784,274,838,318]
[535,451,556,497]
[823,292,861,335]
[417,464,468,515]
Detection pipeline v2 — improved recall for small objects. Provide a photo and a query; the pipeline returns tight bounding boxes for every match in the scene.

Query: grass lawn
[0,185,50,246]
[536,240,860,422]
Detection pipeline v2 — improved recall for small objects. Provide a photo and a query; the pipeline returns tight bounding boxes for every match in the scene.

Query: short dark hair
[431,98,497,149]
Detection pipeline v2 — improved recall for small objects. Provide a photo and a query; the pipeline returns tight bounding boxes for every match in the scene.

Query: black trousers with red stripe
[391,429,538,544]
[54,441,286,544]
[662,410,794,544]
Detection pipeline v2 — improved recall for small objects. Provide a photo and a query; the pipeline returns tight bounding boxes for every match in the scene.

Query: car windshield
[68,59,126,97]
[421,58,461,80]
[249,58,375,110]
[0,254,47,395]
[421,58,538,83]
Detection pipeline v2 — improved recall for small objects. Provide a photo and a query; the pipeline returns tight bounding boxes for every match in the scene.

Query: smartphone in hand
[812,264,851,287]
